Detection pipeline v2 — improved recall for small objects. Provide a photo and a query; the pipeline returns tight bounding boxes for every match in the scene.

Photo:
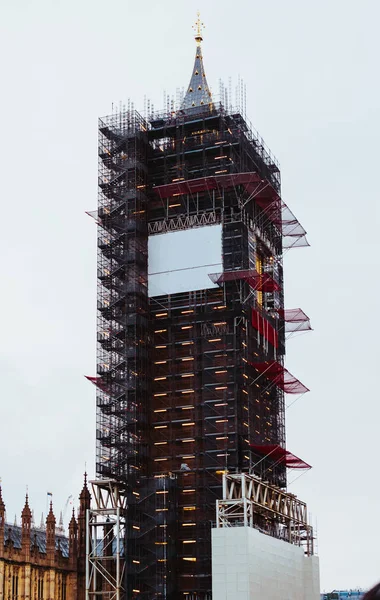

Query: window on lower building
[61,577,67,600]
[12,573,18,600]
[37,576,44,600]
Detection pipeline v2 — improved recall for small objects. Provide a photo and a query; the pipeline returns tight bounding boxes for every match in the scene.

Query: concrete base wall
[212,526,320,600]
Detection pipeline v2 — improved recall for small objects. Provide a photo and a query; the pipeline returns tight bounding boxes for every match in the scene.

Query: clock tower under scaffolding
[87,14,313,600]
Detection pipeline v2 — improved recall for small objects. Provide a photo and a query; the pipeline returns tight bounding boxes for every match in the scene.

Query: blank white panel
[212,527,320,600]
[148,225,222,297]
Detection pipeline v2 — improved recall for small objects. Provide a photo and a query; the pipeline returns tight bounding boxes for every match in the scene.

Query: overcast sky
[0,0,379,592]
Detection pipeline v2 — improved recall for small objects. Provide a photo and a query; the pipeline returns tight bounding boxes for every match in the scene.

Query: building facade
[0,479,90,600]
[321,593,365,599]
[89,15,311,600]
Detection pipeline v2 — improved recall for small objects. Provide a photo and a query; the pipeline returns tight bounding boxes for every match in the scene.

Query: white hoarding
[148,224,223,297]
[212,527,320,600]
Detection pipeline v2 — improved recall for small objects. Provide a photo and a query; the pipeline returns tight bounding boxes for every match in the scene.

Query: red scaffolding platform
[153,172,308,248]
[249,361,309,394]
[153,172,265,199]
[209,269,279,292]
[85,375,111,395]
[251,308,278,348]
[243,178,309,248]
[85,209,100,224]
[250,444,311,469]
[279,308,312,333]
[280,203,309,248]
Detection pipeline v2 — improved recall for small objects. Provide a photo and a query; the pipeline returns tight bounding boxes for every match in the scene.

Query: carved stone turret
[46,502,56,563]
[68,508,78,569]
[21,493,32,560]
[77,473,91,560]
[77,473,91,600]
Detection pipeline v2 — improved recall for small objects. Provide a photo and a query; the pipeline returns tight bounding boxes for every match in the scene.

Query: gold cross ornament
[193,11,204,42]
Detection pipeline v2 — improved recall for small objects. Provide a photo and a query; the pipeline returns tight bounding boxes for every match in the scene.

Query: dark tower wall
[93,97,294,599]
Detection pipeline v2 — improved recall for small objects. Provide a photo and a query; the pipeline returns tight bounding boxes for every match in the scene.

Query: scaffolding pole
[86,480,127,600]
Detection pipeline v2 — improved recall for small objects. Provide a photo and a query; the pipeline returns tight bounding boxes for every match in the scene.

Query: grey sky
[0,0,378,591]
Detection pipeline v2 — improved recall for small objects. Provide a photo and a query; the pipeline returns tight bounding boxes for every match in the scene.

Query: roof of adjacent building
[321,592,365,599]
[4,524,69,558]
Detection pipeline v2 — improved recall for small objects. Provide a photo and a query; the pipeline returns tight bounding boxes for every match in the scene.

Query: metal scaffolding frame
[216,473,314,556]
[95,109,150,484]
[86,480,127,600]
[88,93,311,599]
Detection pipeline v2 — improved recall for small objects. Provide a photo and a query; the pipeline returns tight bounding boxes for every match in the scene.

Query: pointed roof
[79,472,90,506]
[69,508,77,531]
[0,486,5,512]
[46,501,56,525]
[21,494,32,520]
[182,12,212,111]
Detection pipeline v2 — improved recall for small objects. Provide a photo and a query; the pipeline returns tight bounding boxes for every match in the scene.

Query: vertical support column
[222,474,227,500]
[86,481,127,600]
[85,508,90,600]
[91,511,97,596]
[116,508,120,600]
[24,565,31,600]
[243,497,248,527]
[4,564,8,600]
[0,561,4,600]
[241,473,246,499]
[48,569,55,600]
[248,500,253,528]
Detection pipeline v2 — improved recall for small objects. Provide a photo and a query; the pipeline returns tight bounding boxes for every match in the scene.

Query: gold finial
[193,10,204,43]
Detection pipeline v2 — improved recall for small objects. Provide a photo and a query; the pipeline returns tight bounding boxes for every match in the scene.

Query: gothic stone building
[0,478,90,600]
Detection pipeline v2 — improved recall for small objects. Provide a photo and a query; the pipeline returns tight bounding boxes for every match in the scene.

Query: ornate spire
[68,507,78,565]
[0,486,5,513]
[182,12,212,111]
[79,472,91,511]
[69,507,77,531]
[57,510,64,534]
[46,501,56,525]
[46,501,56,558]
[21,493,32,558]
[0,487,5,539]
[21,494,32,520]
